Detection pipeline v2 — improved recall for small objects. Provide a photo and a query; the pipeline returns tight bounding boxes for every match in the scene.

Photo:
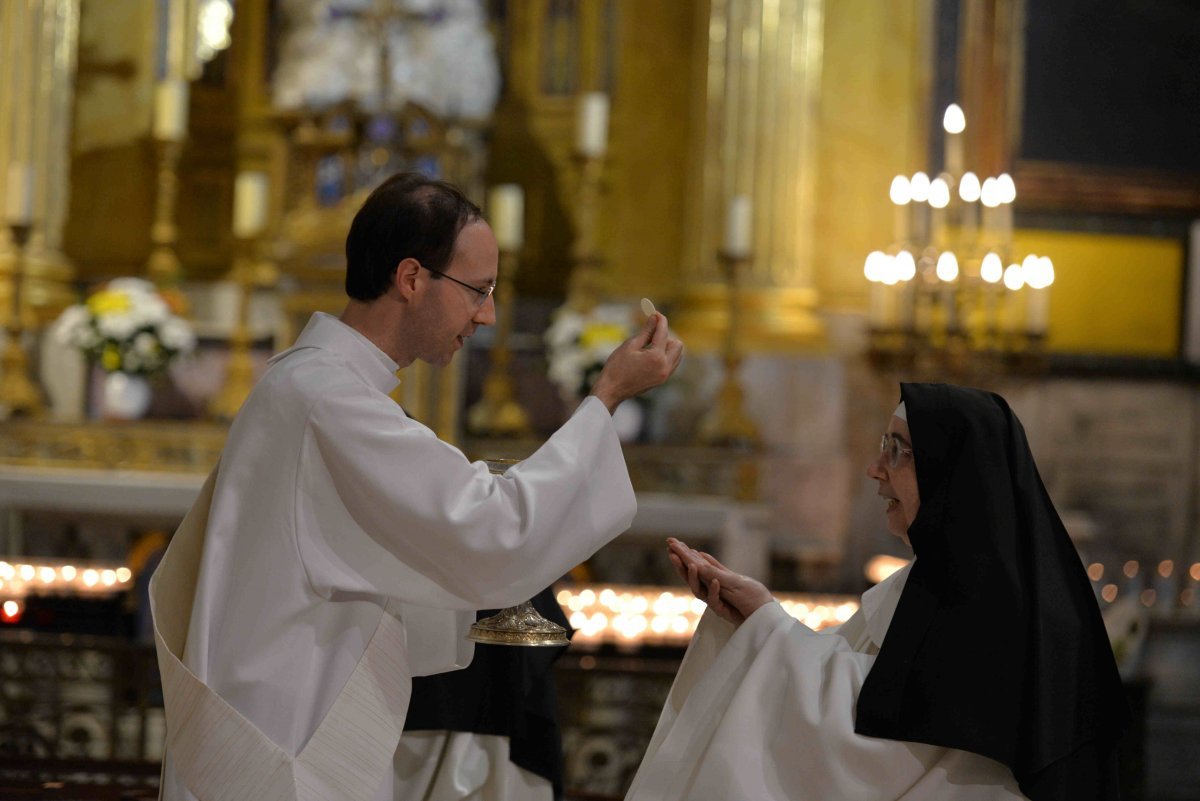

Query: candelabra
[207,237,263,421]
[865,104,1055,375]
[0,223,44,417]
[561,89,611,314]
[698,250,760,449]
[467,248,532,437]
[565,153,606,314]
[145,137,185,286]
[209,171,273,421]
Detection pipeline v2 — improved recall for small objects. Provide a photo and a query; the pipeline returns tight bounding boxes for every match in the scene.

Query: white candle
[962,199,979,239]
[233,171,269,238]
[912,202,930,245]
[153,79,190,141]
[893,205,909,245]
[724,195,752,258]
[487,184,524,251]
[999,202,1014,245]
[1026,287,1050,335]
[942,104,965,176]
[575,92,609,158]
[889,176,911,244]
[897,281,915,331]
[5,162,34,225]
[983,285,999,333]
[869,283,887,329]
[881,284,899,329]
[915,292,932,334]
[980,177,1001,239]
[945,133,964,177]
[958,172,980,239]
[943,284,959,331]
[931,207,946,249]
[929,179,950,248]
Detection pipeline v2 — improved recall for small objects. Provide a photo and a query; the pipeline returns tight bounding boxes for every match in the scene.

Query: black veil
[854,383,1127,800]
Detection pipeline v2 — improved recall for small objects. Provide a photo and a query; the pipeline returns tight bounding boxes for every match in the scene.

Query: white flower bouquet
[543,303,635,401]
[53,278,196,375]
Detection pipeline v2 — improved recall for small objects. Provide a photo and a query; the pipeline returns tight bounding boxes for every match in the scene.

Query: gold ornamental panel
[0,421,225,473]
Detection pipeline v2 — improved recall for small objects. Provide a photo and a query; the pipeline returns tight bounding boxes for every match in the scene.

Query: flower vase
[102,372,152,420]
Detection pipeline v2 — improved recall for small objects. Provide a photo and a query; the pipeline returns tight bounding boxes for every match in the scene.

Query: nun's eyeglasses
[880,434,913,469]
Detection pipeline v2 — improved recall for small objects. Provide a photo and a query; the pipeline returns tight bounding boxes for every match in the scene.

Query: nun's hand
[667,538,774,626]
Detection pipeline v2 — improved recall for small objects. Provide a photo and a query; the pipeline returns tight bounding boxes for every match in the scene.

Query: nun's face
[867,415,920,547]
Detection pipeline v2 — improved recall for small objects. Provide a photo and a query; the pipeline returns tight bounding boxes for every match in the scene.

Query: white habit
[153,313,636,801]
[625,563,1029,801]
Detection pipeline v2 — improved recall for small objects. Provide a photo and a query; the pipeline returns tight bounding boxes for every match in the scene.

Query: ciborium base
[466,600,570,647]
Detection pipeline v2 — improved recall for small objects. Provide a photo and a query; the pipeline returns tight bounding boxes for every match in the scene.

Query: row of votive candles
[4,558,1189,636]
[0,560,133,595]
[555,585,858,648]
[0,561,135,625]
[1086,560,1200,608]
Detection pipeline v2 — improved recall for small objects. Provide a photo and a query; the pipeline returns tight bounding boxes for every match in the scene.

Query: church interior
[0,0,1198,798]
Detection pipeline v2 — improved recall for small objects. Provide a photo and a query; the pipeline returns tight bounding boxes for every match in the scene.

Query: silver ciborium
[466,459,571,647]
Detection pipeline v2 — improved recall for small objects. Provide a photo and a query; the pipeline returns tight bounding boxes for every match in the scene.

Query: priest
[152,172,684,801]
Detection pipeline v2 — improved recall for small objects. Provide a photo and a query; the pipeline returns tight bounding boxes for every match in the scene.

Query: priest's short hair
[345,171,483,301]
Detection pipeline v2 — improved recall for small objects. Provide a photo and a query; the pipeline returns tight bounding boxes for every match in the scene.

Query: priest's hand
[590,313,684,414]
[667,538,773,626]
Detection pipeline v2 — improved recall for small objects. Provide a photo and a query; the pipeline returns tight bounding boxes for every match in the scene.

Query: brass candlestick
[698,251,760,447]
[467,459,571,647]
[564,154,605,314]
[208,237,262,420]
[145,138,184,286]
[467,249,532,437]
[0,223,45,418]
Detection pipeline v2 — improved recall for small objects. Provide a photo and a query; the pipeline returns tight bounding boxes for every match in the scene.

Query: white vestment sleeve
[298,390,636,611]
[626,603,1026,801]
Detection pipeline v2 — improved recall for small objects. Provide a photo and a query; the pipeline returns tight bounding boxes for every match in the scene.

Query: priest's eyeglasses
[880,434,914,469]
[420,263,496,307]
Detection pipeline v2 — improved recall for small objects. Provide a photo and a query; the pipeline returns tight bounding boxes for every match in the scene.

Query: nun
[626,383,1127,801]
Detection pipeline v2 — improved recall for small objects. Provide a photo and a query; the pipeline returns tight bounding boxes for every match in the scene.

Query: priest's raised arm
[300,377,633,610]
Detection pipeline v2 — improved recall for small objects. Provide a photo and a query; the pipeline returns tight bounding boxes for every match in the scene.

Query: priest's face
[413,220,498,366]
[867,415,920,546]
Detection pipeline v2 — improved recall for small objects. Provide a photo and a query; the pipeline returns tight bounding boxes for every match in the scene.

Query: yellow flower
[87,289,131,317]
[579,322,627,349]
[101,345,121,371]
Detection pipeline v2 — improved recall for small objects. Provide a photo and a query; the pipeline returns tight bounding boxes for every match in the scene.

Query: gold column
[676,0,825,351]
[0,0,80,322]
